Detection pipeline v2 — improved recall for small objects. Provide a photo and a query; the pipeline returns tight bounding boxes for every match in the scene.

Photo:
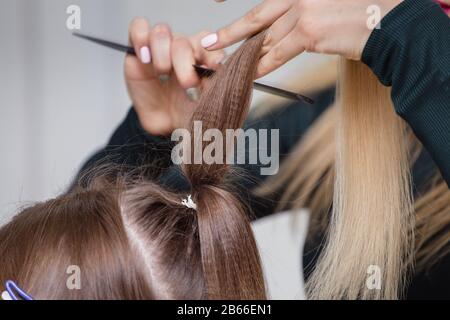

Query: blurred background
[0,0,336,299]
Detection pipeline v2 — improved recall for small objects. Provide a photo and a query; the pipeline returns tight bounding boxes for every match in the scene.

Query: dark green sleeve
[362,0,450,188]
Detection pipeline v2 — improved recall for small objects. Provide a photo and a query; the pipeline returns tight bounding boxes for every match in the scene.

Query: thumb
[200,0,290,50]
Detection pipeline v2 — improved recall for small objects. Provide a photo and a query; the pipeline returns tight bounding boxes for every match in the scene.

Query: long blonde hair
[259,58,450,299]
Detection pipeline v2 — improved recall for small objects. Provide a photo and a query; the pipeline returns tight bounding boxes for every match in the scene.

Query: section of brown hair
[0,31,268,300]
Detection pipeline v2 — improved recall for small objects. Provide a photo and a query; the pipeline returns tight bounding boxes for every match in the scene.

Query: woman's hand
[125,18,225,136]
[201,0,403,78]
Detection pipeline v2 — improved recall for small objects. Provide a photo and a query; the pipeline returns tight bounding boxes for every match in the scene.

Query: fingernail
[201,33,218,48]
[140,46,151,64]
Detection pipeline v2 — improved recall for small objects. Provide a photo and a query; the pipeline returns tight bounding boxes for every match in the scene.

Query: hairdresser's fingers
[201,49,226,69]
[128,17,152,64]
[149,23,173,75]
[124,54,158,83]
[261,8,297,56]
[171,38,201,89]
[201,0,294,50]
[126,18,158,82]
[190,31,226,69]
[256,30,305,78]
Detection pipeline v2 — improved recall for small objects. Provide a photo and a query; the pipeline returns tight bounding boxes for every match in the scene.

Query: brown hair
[0,32,268,300]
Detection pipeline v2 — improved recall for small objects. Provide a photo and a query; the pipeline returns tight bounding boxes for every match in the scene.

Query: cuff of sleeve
[361,0,439,86]
[362,0,450,188]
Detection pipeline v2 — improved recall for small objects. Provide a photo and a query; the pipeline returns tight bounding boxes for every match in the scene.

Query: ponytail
[183,31,268,299]
[0,31,269,300]
[195,186,265,299]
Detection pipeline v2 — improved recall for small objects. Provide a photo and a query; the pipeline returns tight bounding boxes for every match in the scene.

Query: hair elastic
[181,195,197,210]
[4,280,33,301]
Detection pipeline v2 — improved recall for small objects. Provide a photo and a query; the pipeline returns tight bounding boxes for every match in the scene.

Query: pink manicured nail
[140,46,151,64]
[201,33,218,48]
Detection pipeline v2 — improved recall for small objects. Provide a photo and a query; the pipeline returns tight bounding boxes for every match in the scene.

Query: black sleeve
[362,0,450,188]
[407,254,450,299]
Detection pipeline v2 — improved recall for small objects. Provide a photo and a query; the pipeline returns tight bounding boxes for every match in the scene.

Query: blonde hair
[259,58,450,299]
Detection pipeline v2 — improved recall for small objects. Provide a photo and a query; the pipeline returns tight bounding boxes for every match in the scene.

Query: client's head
[0,177,264,300]
[0,31,268,300]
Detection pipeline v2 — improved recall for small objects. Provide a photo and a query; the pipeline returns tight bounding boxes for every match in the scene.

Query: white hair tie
[181,195,197,210]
